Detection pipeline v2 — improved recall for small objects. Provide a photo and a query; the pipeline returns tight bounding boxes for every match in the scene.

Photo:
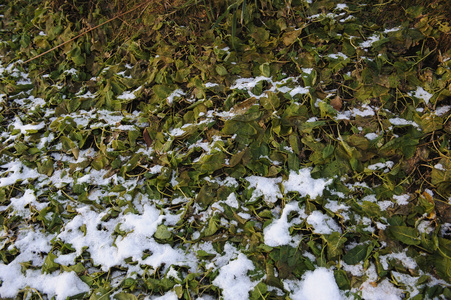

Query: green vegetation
[0,0,450,299]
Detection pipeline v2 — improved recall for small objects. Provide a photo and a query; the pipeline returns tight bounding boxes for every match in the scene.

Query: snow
[360,279,403,300]
[384,26,401,33]
[379,250,417,270]
[328,52,348,60]
[307,210,342,234]
[64,68,77,75]
[0,268,90,300]
[0,160,41,187]
[389,117,419,128]
[169,127,185,137]
[409,87,433,104]
[117,86,142,100]
[56,201,193,273]
[336,104,376,120]
[151,291,178,300]
[393,194,410,205]
[8,189,47,217]
[166,88,185,104]
[11,116,45,134]
[360,34,381,48]
[1,8,450,299]
[289,86,310,96]
[230,75,310,99]
[264,201,305,246]
[285,268,343,300]
[283,168,332,199]
[0,226,90,300]
[246,176,282,204]
[367,161,394,172]
[365,132,379,140]
[212,253,258,300]
[434,163,445,170]
[435,105,450,116]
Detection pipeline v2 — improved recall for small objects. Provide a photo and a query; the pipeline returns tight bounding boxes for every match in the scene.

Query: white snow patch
[367,161,394,172]
[389,117,419,128]
[246,176,282,204]
[285,268,343,300]
[328,52,348,60]
[434,163,445,171]
[365,133,379,140]
[264,202,306,247]
[290,86,310,97]
[435,105,450,116]
[409,87,433,104]
[360,278,403,300]
[360,34,381,48]
[167,89,185,104]
[393,194,410,205]
[117,86,142,101]
[283,168,332,199]
[307,210,342,234]
[0,160,41,187]
[212,253,258,300]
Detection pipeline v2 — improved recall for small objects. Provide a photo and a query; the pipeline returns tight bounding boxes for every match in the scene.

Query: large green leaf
[389,226,421,245]
[323,232,347,260]
[343,244,368,265]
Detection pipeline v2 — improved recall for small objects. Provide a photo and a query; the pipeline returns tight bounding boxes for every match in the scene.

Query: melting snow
[284,268,344,300]
[409,87,433,104]
[212,253,258,300]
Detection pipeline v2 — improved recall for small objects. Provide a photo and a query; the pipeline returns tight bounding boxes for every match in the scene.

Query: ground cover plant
[0,0,451,299]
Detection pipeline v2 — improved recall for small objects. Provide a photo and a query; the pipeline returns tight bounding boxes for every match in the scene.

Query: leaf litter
[0,0,451,299]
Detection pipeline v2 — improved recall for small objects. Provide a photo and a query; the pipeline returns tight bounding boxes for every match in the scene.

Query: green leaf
[334,269,351,290]
[282,28,302,46]
[362,201,381,217]
[37,159,54,176]
[197,182,219,208]
[389,226,421,245]
[260,92,280,110]
[222,120,241,135]
[434,254,451,282]
[61,263,85,274]
[154,224,171,240]
[91,155,109,170]
[343,244,368,265]
[90,287,112,300]
[259,63,270,77]
[322,144,335,159]
[69,45,85,66]
[323,232,347,260]
[250,282,268,300]
[153,84,174,99]
[318,101,337,118]
[175,285,183,298]
[198,152,226,173]
[439,237,451,258]
[216,65,228,76]
[204,217,218,236]
[114,293,137,300]
[42,253,60,273]
[61,136,79,159]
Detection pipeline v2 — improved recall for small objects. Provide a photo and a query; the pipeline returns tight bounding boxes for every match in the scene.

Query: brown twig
[22,1,151,64]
